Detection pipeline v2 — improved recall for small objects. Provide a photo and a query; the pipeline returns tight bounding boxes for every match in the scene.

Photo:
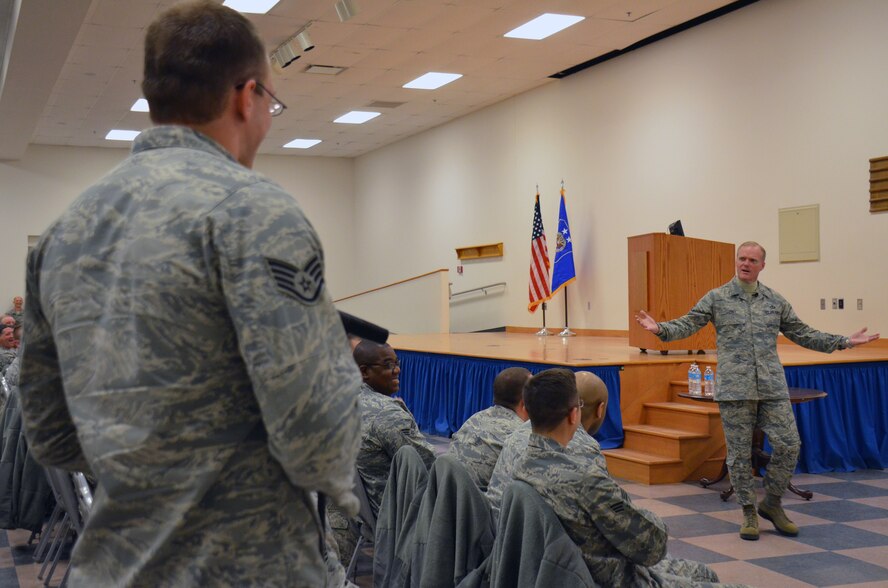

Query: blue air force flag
[550,186,576,295]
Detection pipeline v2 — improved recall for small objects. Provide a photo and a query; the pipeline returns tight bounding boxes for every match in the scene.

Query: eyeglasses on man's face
[366,360,400,372]
[236,80,287,117]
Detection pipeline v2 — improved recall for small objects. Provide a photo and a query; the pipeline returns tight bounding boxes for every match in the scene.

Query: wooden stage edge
[388,331,888,368]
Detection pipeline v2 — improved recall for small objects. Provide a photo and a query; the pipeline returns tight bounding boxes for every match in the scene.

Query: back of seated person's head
[576,371,608,435]
[523,368,578,433]
[493,367,531,411]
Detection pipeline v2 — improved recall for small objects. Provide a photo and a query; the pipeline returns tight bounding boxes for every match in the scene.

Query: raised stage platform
[390,332,888,484]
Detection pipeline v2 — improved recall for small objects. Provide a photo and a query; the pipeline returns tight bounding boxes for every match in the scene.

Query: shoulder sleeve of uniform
[375,401,436,467]
[581,469,668,566]
[209,181,362,511]
[657,290,715,342]
[19,246,92,474]
[775,293,844,352]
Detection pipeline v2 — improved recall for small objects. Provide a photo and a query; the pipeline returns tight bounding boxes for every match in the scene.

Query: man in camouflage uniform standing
[636,241,880,540]
[448,366,530,490]
[487,370,609,521]
[513,369,722,586]
[19,2,361,586]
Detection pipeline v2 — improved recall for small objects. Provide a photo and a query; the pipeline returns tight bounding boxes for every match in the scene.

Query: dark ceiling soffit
[550,0,759,80]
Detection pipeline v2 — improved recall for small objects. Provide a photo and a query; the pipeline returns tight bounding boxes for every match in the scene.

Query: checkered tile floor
[4,437,886,588]
[0,528,68,588]
[622,470,888,587]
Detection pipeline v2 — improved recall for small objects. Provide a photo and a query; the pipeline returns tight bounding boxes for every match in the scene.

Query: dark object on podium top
[668,220,685,237]
[339,311,389,344]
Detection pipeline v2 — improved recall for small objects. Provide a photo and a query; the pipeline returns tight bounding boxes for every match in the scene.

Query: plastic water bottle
[688,362,701,396]
[703,366,714,397]
[693,364,702,395]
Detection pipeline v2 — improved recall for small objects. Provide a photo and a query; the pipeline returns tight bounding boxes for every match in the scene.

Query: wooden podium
[628,233,735,353]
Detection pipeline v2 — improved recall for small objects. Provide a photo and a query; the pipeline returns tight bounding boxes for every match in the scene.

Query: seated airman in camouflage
[513,369,728,587]
[6,297,23,327]
[330,340,437,563]
[0,328,17,375]
[354,340,436,513]
[487,370,608,520]
[448,366,530,491]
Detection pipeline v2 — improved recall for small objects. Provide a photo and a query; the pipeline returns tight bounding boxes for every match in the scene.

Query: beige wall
[335,270,450,334]
[353,0,888,334]
[0,144,356,304]
[2,0,887,335]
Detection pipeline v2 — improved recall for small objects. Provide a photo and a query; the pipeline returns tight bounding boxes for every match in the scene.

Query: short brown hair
[493,367,531,410]
[143,1,267,124]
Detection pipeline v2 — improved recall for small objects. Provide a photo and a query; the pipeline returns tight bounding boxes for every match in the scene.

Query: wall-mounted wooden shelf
[870,156,888,213]
[455,242,503,260]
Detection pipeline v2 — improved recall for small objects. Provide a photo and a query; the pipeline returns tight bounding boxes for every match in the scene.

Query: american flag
[528,192,551,312]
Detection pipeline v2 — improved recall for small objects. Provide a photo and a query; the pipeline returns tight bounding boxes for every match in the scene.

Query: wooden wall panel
[870,156,888,213]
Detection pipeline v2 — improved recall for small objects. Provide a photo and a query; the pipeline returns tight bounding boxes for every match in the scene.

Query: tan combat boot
[740,505,759,541]
[758,495,799,537]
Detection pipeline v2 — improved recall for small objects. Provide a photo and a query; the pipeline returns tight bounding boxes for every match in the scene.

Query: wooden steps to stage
[604,380,726,485]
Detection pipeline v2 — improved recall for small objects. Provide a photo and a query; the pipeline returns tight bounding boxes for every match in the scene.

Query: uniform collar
[730,276,773,300]
[132,126,238,164]
[528,432,566,453]
[491,404,521,419]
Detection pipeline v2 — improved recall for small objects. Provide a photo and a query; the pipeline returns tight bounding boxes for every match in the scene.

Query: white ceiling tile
[421,3,499,33]
[1,0,743,158]
[352,48,417,69]
[593,0,675,21]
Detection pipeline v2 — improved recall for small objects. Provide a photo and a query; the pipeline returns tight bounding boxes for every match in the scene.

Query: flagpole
[530,184,551,336]
[555,180,576,337]
[536,302,550,336]
[559,286,575,337]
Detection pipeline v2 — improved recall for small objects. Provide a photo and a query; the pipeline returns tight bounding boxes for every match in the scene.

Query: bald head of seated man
[576,371,608,436]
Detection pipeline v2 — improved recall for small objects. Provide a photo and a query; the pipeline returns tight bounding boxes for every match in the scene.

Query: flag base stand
[559,328,576,337]
[535,328,551,336]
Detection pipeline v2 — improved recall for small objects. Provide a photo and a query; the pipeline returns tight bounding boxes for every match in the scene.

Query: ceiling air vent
[304,64,345,75]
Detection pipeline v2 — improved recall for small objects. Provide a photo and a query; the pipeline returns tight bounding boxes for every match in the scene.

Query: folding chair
[346,468,377,580]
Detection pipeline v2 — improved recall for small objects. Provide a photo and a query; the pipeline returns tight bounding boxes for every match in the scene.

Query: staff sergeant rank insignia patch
[266,256,324,304]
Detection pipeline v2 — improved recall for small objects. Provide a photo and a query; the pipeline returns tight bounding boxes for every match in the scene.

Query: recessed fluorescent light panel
[105,130,141,141]
[403,72,462,90]
[504,13,584,40]
[284,139,322,149]
[131,98,149,112]
[334,111,380,124]
[222,0,280,14]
